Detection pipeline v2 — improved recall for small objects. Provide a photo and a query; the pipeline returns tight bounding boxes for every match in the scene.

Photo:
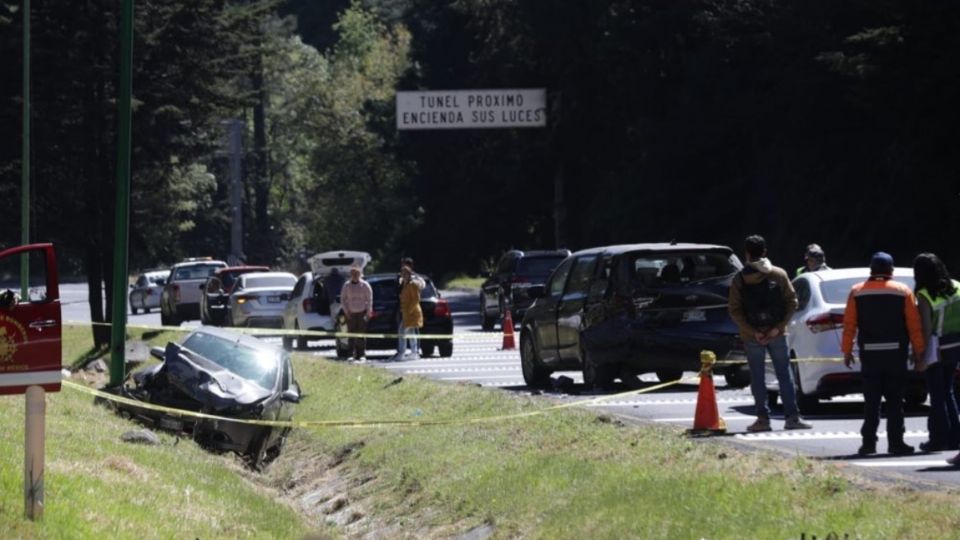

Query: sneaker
[784,416,812,430]
[857,442,877,456]
[946,453,960,466]
[747,417,771,433]
[889,443,915,456]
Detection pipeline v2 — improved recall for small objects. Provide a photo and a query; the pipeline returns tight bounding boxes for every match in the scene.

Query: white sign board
[396,88,547,130]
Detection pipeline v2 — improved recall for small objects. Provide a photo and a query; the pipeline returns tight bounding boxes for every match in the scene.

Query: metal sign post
[24,386,45,520]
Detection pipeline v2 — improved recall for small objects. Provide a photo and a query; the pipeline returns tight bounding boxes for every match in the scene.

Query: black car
[335,273,454,358]
[519,242,750,389]
[119,327,300,468]
[480,249,571,330]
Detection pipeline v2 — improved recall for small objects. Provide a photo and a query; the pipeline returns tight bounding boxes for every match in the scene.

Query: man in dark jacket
[729,235,812,432]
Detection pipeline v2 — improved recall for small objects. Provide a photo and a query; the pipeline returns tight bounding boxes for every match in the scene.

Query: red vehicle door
[0,243,61,395]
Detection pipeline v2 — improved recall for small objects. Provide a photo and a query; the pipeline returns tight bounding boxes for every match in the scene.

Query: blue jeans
[745,335,799,419]
[400,327,419,356]
[925,356,960,447]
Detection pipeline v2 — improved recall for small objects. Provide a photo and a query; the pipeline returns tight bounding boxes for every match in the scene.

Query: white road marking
[586,397,754,407]
[851,460,957,468]
[439,375,526,381]
[736,430,928,441]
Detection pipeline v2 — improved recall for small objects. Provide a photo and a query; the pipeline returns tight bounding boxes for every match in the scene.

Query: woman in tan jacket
[396,264,426,360]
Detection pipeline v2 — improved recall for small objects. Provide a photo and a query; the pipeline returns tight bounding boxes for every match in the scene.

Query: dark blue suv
[519,243,750,389]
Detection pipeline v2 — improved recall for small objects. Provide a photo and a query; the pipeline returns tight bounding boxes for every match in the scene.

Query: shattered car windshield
[182,332,280,390]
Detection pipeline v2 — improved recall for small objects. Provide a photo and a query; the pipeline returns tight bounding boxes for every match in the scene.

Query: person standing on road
[729,234,812,433]
[394,263,425,361]
[324,267,346,309]
[842,252,925,456]
[912,253,960,455]
[795,244,830,277]
[341,266,373,361]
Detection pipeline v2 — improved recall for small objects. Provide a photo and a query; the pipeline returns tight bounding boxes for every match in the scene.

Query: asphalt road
[62,283,960,488]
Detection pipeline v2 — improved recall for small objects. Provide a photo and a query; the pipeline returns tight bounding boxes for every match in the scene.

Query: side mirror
[527,285,546,299]
[280,389,301,403]
[149,346,165,360]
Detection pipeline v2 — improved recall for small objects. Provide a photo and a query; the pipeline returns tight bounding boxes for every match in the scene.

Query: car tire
[295,322,308,350]
[793,366,819,414]
[656,369,684,384]
[581,345,614,390]
[143,307,150,314]
[421,341,436,357]
[520,333,550,389]
[724,368,751,389]
[130,303,138,315]
[480,295,496,331]
[248,429,273,472]
[438,340,453,358]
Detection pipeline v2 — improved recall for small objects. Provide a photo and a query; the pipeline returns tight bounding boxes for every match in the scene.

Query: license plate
[682,310,706,322]
[267,295,281,303]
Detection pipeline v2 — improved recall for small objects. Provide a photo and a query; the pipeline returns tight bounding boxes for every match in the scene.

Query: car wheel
[581,345,614,390]
[656,369,683,384]
[520,333,550,389]
[295,322,308,350]
[723,368,751,388]
[793,366,819,414]
[130,303,138,315]
[421,341,436,357]
[438,339,453,358]
[335,316,351,359]
[248,429,273,472]
[905,388,928,409]
[143,307,150,314]
[480,295,496,331]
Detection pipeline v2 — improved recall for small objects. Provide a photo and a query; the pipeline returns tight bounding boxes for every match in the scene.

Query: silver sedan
[129,269,169,314]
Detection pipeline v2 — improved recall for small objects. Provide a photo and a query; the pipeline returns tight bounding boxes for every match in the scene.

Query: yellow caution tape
[62,376,697,430]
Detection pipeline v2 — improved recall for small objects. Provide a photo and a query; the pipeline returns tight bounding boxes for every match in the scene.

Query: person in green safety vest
[795,244,830,277]
[913,253,960,459]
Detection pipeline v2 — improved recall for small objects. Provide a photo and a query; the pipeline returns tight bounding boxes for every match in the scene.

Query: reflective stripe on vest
[918,280,960,339]
[862,342,902,351]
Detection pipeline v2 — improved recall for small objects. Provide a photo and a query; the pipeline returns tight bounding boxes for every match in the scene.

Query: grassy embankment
[4,324,960,539]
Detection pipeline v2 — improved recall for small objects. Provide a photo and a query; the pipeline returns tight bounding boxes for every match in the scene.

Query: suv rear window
[627,251,740,288]
[319,257,356,266]
[174,264,223,281]
[516,256,567,278]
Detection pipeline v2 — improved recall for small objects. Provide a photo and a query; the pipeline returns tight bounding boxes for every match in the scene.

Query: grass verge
[6,324,960,539]
[439,274,484,291]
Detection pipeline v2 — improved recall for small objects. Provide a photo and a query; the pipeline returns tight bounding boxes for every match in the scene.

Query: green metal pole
[20,0,30,299]
[109,0,134,387]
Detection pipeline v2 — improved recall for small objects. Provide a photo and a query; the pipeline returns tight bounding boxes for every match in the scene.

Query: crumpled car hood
[161,342,272,412]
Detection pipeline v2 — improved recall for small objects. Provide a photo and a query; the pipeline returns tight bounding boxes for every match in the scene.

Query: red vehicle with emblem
[0,243,61,396]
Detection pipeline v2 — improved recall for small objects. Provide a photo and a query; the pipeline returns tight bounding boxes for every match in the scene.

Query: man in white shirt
[340,266,373,360]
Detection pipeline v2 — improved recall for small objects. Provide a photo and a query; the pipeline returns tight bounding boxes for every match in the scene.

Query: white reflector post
[24,385,45,520]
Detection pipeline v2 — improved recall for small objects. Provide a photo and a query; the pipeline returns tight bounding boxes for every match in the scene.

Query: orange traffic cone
[688,350,726,436]
[501,309,516,350]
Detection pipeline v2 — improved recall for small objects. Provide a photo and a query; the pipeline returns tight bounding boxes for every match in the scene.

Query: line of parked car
[130,251,456,358]
[512,242,938,413]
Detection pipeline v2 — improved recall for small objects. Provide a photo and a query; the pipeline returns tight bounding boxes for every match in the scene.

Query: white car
[766,267,926,412]
[281,251,371,350]
[129,269,168,314]
[225,272,297,328]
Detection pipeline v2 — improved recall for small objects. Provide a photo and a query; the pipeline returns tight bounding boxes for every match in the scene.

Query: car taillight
[434,299,451,318]
[806,312,844,333]
[302,298,314,312]
[236,294,256,304]
[172,284,180,302]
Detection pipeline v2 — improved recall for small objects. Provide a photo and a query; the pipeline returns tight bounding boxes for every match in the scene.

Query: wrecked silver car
[119,327,300,468]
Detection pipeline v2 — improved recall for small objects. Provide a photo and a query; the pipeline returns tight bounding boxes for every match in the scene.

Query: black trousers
[860,352,908,445]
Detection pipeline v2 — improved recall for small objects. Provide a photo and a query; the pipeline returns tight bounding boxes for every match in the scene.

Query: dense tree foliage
[1,0,959,329]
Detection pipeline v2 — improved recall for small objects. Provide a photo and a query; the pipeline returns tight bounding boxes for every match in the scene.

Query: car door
[0,244,61,395]
[556,255,598,360]
[284,275,307,328]
[531,257,574,365]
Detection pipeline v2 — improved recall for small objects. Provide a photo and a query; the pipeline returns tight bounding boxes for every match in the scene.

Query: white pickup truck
[160,258,227,326]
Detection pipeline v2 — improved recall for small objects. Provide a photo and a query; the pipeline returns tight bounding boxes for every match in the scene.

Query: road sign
[0,244,61,396]
[396,88,547,130]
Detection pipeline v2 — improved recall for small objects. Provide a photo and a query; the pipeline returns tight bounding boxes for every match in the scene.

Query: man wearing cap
[796,244,830,277]
[841,252,926,456]
[340,266,373,360]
